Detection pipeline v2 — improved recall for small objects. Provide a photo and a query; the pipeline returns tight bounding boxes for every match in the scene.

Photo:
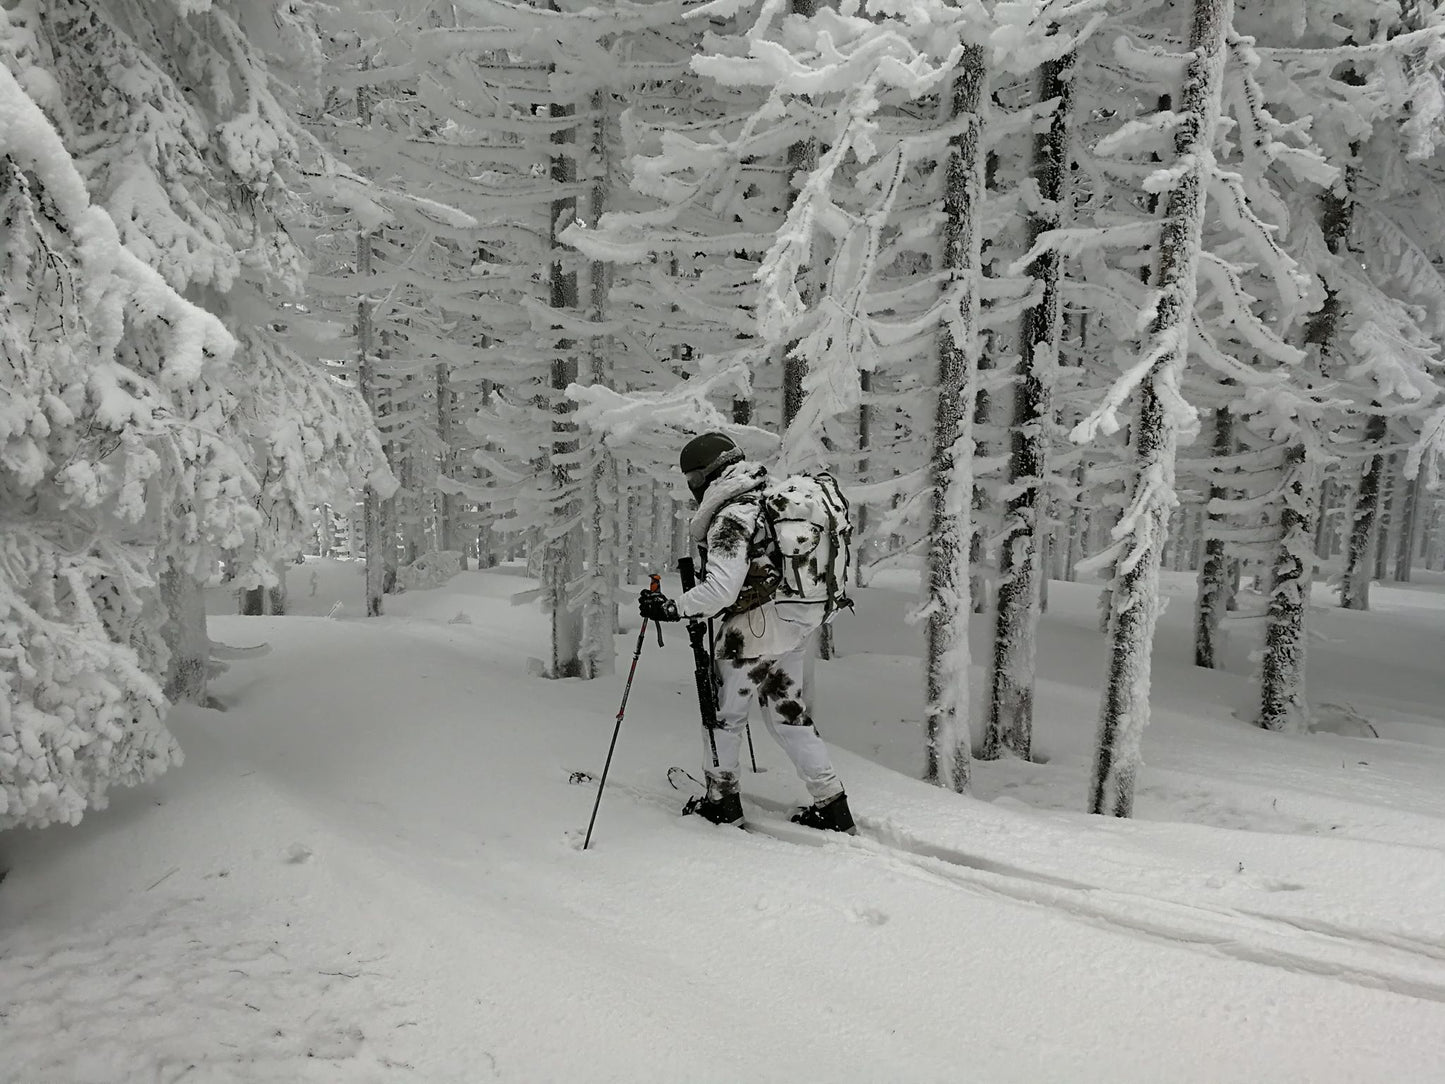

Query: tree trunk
[671,493,688,564]
[1373,454,1397,584]
[267,564,288,616]
[855,369,871,588]
[548,99,585,678]
[348,509,362,563]
[239,561,288,616]
[1259,106,1356,727]
[1258,445,1313,731]
[162,559,210,704]
[354,74,389,618]
[1313,477,1333,558]
[780,0,816,436]
[984,51,1072,762]
[1341,413,1388,610]
[397,439,420,566]
[437,363,465,571]
[970,334,994,618]
[581,93,618,679]
[1425,494,1443,570]
[1194,405,1233,668]
[1064,465,1086,581]
[358,227,387,618]
[1090,0,1227,818]
[1395,471,1422,582]
[924,47,985,793]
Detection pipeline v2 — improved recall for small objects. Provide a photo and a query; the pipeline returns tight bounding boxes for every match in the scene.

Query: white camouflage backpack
[760,472,854,618]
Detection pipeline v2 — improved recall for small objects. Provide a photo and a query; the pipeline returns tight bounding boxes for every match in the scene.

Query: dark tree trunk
[1373,455,1396,584]
[924,47,985,794]
[1258,446,1312,731]
[1258,168,1353,727]
[162,560,210,704]
[855,369,871,588]
[1395,471,1422,582]
[1194,405,1233,669]
[1341,414,1388,610]
[548,99,584,678]
[984,51,1073,762]
[1090,0,1226,818]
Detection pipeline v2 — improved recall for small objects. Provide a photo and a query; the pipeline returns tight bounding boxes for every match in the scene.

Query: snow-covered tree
[1,0,394,826]
[11,0,389,699]
[0,44,247,827]
[983,48,1077,763]
[1075,0,1232,817]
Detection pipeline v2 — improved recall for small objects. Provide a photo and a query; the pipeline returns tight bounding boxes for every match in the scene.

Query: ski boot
[682,792,744,828]
[791,792,856,835]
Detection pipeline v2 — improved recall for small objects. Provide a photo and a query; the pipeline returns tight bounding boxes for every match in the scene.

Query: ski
[666,765,705,796]
[664,767,859,845]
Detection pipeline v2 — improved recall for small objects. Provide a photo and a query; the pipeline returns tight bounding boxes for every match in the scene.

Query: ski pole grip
[648,573,664,645]
[678,556,697,593]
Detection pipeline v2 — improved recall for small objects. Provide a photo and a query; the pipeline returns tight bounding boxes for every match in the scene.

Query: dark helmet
[679,432,743,499]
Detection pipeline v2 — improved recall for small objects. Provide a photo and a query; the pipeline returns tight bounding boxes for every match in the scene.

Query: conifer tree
[0,42,247,826]
[1084,0,1231,817]
[984,49,1076,763]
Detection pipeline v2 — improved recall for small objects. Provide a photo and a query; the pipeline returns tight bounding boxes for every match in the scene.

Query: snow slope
[2,559,1444,1082]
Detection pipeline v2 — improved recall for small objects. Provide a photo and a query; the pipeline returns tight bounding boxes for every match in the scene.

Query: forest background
[5,0,1445,831]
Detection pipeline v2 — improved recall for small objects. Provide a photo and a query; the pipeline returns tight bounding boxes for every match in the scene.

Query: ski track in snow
[610,778,1445,1007]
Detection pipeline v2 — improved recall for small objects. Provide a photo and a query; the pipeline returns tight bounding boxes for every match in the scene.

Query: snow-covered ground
[3,559,1445,1082]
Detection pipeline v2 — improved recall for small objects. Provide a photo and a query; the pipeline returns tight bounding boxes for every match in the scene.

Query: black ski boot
[682,792,744,827]
[791,792,856,835]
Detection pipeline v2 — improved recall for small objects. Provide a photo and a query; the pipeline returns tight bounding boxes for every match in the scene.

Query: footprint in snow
[846,906,889,927]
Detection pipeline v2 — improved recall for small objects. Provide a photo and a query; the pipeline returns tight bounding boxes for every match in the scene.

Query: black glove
[639,590,680,623]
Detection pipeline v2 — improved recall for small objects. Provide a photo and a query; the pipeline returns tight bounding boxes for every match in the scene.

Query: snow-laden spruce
[0,50,242,828]
[0,1,388,826]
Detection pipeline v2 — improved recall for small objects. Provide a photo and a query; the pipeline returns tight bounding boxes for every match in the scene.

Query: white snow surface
[3,561,1445,1082]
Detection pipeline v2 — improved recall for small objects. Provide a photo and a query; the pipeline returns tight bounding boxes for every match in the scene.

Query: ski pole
[583,573,661,851]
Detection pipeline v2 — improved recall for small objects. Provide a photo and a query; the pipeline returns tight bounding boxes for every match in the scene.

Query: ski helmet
[679,432,743,498]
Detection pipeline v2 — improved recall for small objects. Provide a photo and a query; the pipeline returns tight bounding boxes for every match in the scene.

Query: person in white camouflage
[639,433,856,834]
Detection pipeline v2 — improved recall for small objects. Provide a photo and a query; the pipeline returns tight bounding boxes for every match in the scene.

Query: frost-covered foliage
[14,0,1442,827]
[0,0,387,826]
[567,0,1102,780]
[1051,0,1270,815]
[304,7,489,591]
[0,43,246,827]
[1050,0,1445,777]
[9,0,387,597]
[324,0,1445,808]
[293,0,1445,806]
[375,0,789,677]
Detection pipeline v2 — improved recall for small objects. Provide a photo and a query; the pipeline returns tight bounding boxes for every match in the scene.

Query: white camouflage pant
[702,638,843,804]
